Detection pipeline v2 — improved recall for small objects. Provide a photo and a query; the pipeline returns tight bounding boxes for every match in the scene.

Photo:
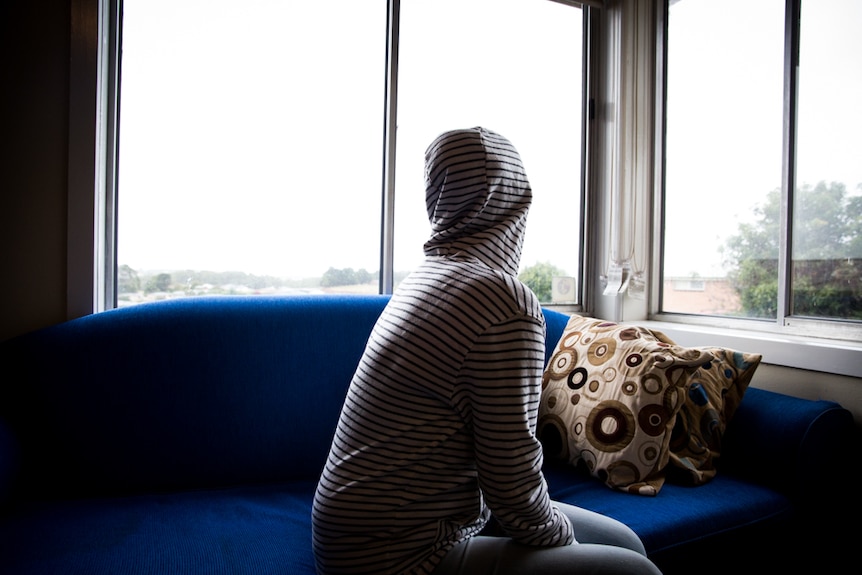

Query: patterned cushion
[667,347,762,484]
[537,315,713,496]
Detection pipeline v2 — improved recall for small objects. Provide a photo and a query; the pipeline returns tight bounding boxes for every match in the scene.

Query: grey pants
[432,502,663,575]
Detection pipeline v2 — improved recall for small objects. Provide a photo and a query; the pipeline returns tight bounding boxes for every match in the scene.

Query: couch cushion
[0,482,319,575]
[542,461,794,557]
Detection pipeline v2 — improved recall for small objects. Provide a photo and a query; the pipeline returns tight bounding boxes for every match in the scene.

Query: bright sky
[118,0,861,280]
[118,1,386,278]
[664,0,862,277]
[118,0,582,280]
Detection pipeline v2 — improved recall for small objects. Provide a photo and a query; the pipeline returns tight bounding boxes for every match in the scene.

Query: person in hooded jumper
[311,127,662,575]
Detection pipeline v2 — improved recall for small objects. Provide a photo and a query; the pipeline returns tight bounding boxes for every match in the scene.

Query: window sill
[640,320,862,379]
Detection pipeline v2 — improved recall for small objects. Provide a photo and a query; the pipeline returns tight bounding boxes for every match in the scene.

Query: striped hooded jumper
[311,127,573,575]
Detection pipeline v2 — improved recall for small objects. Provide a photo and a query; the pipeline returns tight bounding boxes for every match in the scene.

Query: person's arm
[455,315,575,546]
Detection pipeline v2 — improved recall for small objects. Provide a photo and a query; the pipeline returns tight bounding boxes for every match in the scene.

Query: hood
[423,127,531,277]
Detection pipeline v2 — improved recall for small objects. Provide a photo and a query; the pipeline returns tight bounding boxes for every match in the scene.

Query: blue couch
[0,295,856,574]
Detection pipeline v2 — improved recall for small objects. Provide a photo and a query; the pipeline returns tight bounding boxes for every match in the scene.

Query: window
[114,0,585,306]
[792,0,862,323]
[394,0,584,294]
[117,0,386,304]
[660,0,862,340]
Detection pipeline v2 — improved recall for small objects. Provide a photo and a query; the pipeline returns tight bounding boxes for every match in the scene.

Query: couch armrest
[719,386,855,502]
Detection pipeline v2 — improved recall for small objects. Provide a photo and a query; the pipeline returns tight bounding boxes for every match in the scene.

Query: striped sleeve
[453,314,575,547]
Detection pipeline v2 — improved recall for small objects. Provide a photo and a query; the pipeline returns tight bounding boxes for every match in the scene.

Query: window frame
[68,0,121,315]
[69,0,592,313]
[69,0,861,378]
[651,0,862,377]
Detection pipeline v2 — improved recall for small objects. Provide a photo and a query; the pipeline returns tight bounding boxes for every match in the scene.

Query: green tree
[519,261,566,303]
[145,272,173,294]
[723,181,862,319]
[321,267,357,287]
[355,268,373,284]
[319,267,377,287]
[117,264,141,294]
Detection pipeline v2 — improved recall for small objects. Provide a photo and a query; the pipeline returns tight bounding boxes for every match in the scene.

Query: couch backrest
[1,295,392,498]
[1,295,572,500]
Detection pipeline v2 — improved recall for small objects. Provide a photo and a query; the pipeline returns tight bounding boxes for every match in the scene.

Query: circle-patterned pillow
[538,315,713,496]
[667,346,762,485]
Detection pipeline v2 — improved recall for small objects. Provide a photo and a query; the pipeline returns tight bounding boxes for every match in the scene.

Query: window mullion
[379,0,400,295]
[778,0,801,326]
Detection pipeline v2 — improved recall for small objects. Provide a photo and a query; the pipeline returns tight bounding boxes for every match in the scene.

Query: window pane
[117,1,386,305]
[395,0,583,304]
[792,0,862,320]
[663,0,784,318]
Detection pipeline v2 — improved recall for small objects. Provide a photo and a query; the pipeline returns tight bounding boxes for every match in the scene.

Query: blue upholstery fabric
[544,462,793,554]
[542,307,571,366]
[0,295,389,498]
[721,386,856,497]
[0,295,856,575]
[0,483,319,575]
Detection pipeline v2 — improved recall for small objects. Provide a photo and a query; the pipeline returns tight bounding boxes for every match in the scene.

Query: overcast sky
[117,0,860,280]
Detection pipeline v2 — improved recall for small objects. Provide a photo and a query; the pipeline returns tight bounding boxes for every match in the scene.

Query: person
[311,127,662,575]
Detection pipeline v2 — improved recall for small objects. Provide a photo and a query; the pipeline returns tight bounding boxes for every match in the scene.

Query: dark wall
[0,0,71,342]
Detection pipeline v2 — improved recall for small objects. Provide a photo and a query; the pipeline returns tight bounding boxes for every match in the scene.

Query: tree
[117,265,141,294]
[320,267,375,287]
[145,273,173,294]
[355,268,373,284]
[519,261,566,303]
[723,181,862,319]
